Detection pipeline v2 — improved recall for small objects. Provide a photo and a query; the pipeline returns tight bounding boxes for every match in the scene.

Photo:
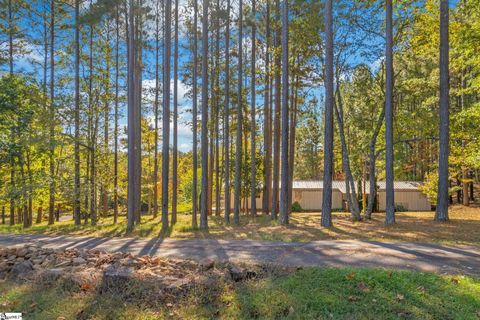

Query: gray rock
[199,258,215,270]
[228,265,245,282]
[41,268,66,282]
[72,257,87,266]
[101,266,135,291]
[8,261,33,279]
[16,247,29,257]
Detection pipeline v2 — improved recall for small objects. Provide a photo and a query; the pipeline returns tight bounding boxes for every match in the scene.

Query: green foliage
[291,201,302,212]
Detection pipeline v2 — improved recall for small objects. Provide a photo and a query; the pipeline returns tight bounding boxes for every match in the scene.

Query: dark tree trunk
[214,0,221,217]
[321,0,333,227]
[271,0,281,220]
[153,1,160,220]
[233,0,243,225]
[250,0,257,217]
[192,0,198,228]
[278,0,289,225]
[435,0,449,221]
[73,0,81,226]
[263,0,272,215]
[162,0,172,231]
[113,5,120,224]
[48,0,55,226]
[172,0,179,225]
[127,0,141,232]
[8,0,13,74]
[385,0,395,225]
[223,0,231,223]
[200,0,209,229]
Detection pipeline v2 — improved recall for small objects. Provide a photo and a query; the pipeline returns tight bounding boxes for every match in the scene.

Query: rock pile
[0,245,271,303]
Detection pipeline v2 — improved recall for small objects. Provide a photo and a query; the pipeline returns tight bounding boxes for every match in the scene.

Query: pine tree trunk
[127,0,140,232]
[162,0,172,231]
[385,0,395,225]
[435,0,449,221]
[172,0,179,224]
[214,0,221,217]
[250,0,257,217]
[321,0,333,227]
[263,0,272,216]
[192,0,199,228]
[233,0,243,225]
[223,0,231,223]
[200,0,210,229]
[73,0,81,226]
[48,0,55,226]
[113,5,120,224]
[271,0,281,220]
[278,0,289,225]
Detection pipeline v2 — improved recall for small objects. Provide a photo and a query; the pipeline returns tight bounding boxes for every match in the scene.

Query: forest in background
[0,0,479,231]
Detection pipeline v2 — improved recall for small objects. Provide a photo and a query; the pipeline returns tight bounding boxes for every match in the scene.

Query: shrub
[291,201,303,212]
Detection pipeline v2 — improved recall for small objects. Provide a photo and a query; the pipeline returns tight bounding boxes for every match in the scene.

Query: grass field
[1,267,479,319]
[1,205,479,245]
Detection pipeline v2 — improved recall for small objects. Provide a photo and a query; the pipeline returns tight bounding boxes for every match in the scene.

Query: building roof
[291,180,424,194]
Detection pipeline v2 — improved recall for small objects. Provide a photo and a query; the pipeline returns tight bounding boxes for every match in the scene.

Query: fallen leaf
[396,293,405,301]
[357,282,370,293]
[80,283,92,291]
[345,272,356,280]
[348,295,358,302]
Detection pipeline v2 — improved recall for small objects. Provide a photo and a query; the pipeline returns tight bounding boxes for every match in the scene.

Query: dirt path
[0,234,478,276]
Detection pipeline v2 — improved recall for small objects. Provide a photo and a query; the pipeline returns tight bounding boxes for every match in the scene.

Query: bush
[291,201,303,212]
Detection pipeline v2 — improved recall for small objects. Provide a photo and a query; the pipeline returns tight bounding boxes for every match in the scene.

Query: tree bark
[250,0,257,217]
[200,0,210,229]
[73,0,81,226]
[127,0,140,232]
[172,0,179,224]
[192,0,198,228]
[435,0,450,221]
[385,0,395,225]
[263,0,272,216]
[48,0,55,226]
[223,0,231,223]
[162,0,172,231]
[271,0,281,220]
[278,0,289,225]
[321,0,334,227]
[113,5,120,224]
[233,0,243,225]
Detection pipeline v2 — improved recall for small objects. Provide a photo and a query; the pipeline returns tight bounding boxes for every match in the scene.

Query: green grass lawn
[1,205,480,245]
[1,268,479,319]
